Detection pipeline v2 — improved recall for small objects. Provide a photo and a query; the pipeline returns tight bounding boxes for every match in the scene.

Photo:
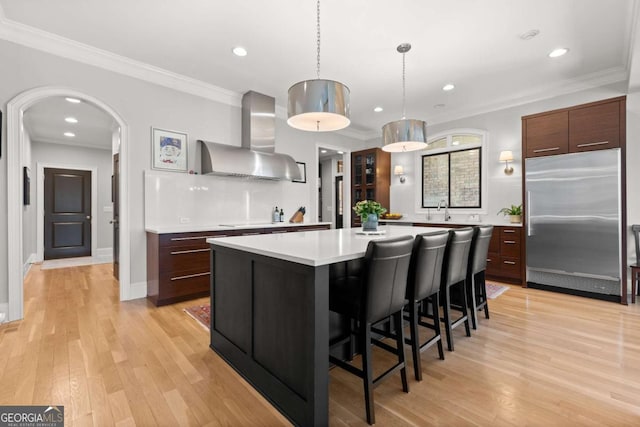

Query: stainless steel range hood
[199,91,301,181]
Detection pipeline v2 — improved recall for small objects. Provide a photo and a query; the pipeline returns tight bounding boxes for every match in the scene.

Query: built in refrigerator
[525,149,622,299]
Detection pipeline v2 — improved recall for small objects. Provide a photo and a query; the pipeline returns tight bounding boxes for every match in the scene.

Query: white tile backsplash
[144,170,302,227]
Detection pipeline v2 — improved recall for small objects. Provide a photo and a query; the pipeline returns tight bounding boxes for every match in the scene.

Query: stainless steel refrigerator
[525,149,622,298]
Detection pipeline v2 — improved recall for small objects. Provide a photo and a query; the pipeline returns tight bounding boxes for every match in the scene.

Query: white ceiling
[23,97,116,149]
[3,0,637,141]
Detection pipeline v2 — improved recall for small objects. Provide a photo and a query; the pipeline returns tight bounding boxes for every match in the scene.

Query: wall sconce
[499,150,514,175]
[394,165,406,183]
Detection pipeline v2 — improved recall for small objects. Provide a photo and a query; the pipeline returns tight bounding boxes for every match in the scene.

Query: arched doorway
[6,86,131,321]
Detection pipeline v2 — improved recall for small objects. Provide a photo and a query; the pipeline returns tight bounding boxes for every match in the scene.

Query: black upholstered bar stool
[440,227,474,351]
[329,235,414,425]
[405,230,448,381]
[466,225,494,329]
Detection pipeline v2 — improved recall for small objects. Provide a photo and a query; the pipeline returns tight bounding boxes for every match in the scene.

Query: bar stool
[405,230,448,381]
[631,225,640,304]
[440,227,474,351]
[466,225,494,329]
[329,235,414,425]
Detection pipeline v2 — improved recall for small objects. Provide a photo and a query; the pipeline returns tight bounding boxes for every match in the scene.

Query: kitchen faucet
[437,199,451,221]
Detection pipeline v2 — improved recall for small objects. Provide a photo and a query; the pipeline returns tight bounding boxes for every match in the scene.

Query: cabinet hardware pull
[503,230,515,233]
[271,230,289,233]
[171,272,210,281]
[170,248,210,255]
[486,258,492,262]
[171,235,220,241]
[533,147,560,153]
[242,232,261,236]
[503,261,516,265]
[504,240,516,244]
[576,141,609,148]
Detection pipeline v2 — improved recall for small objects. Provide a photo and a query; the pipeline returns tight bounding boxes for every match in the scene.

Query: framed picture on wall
[151,127,188,172]
[293,162,306,183]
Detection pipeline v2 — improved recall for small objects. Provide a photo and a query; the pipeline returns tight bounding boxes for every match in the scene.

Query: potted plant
[353,200,387,231]
[497,204,522,224]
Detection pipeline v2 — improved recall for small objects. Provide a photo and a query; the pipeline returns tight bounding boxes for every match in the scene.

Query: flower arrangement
[353,200,387,222]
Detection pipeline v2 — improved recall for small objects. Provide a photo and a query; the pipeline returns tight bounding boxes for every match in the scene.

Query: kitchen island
[207,225,447,426]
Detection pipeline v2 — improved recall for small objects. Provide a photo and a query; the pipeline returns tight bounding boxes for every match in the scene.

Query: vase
[362,213,379,232]
[509,214,521,224]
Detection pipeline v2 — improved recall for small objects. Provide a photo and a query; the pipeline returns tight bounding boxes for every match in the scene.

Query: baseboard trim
[23,253,37,277]
[0,303,8,323]
[127,281,147,301]
[96,247,113,263]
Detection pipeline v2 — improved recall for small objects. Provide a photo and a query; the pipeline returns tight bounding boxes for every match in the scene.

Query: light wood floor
[3,264,640,426]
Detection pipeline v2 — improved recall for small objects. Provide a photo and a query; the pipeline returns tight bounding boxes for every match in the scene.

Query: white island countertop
[207,225,450,267]
[146,221,332,234]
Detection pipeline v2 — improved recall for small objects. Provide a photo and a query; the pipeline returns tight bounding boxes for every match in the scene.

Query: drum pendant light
[287,0,350,132]
[381,43,428,152]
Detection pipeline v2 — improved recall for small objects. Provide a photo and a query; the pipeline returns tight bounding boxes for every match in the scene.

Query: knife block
[289,211,304,223]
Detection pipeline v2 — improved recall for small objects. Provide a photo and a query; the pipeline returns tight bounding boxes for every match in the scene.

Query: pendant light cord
[316,0,321,80]
[402,50,406,119]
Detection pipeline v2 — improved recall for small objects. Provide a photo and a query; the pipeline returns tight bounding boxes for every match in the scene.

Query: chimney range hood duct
[199,91,301,181]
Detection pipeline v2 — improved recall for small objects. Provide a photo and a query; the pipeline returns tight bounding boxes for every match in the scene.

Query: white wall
[378,82,629,226]
[0,39,364,303]
[21,131,35,267]
[626,91,640,267]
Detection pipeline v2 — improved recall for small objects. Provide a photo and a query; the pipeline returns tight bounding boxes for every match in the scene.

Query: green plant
[497,204,522,216]
[353,200,387,221]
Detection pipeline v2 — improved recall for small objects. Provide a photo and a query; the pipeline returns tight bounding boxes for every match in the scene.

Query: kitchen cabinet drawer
[524,111,569,158]
[569,100,621,152]
[486,253,500,276]
[499,257,521,279]
[500,229,521,258]
[159,246,210,275]
[161,231,234,250]
[154,271,211,306]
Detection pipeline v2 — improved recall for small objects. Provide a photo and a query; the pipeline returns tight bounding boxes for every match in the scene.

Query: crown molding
[0,13,242,107]
[31,136,112,151]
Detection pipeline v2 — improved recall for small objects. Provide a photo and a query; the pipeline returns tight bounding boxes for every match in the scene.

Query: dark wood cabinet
[486,226,524,284]
[523,111,568,158]
[147,224,330,306]
[522,96,625,158]
[351,148,390,227]
[569,100,622,152]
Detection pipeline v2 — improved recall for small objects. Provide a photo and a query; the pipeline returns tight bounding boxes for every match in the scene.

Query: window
[422,133,482,209]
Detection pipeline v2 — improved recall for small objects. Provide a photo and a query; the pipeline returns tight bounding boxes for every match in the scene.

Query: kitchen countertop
[380,218,523,227]
[207,225,449,267]
[145,221,332,234]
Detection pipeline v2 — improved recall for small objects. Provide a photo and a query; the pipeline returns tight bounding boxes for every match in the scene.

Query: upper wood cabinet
[351,148,390,227]
[523,111,569,157]
[522,96,625,158]
[569,100,622,152]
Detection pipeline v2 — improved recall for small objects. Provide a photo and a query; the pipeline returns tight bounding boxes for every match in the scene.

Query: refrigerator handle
[526,190,532,237]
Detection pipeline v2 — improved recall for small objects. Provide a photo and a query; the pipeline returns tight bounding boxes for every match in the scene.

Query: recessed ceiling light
[442,84,455,91]
[232,46,248,57]
[519,29,540,41]
[374,106,383,112]
[548,48,569,58]
[65,97,81,104]
[65,117,78,124]
[337,151,344,154]
[321,149,327,153]
[434,104,446,109]
[64,132,76,137]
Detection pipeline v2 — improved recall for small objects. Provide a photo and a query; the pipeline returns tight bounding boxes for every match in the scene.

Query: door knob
[86,216,92,220]
[110,219,119,224]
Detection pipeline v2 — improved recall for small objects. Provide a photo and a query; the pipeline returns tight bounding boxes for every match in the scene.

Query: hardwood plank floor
[2,264,640,426]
